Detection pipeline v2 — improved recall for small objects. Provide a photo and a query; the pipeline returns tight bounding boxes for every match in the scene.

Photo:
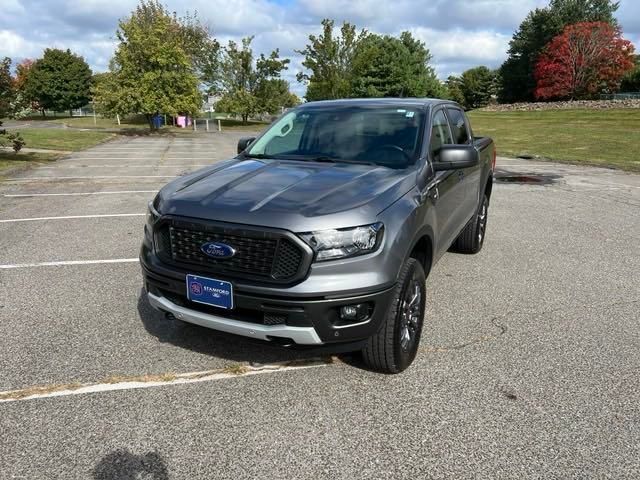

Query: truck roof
[300,98,457,109]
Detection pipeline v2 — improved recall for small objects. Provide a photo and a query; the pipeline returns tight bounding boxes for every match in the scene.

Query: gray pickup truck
[141,98,495,373]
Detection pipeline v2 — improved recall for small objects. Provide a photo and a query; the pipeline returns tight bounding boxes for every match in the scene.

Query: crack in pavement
[420,297,640,355]
[421,317,508,353]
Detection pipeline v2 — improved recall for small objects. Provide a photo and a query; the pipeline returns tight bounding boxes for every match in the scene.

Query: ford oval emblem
[200,242,236,259]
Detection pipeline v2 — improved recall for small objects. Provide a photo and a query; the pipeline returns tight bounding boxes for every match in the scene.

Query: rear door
[426,107,467,253]
[445,107,481,223]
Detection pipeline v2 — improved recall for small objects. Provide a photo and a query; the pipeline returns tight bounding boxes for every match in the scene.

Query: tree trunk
[69,109,73,118]
[41,109,46,118]
[242,114,248,125]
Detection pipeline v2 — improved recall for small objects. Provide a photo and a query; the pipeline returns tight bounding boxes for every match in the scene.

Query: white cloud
[0,30,35,58]
[186,0,281,35]
[298,0,549,32]
[409,27,511,65]
[1,0,637,97]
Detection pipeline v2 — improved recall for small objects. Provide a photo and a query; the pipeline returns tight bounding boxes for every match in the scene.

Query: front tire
[453,193,489,254]
[361,258,426,373]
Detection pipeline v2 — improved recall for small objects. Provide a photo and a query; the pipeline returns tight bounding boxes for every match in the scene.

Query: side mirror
[433,145,478,171]
[237,137,256,154]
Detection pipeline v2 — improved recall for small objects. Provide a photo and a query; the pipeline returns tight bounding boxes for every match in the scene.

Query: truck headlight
[300,223,384,261]
[145,199,160,240]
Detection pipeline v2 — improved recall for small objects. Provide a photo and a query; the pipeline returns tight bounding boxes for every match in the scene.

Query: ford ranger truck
[141,98,495,373]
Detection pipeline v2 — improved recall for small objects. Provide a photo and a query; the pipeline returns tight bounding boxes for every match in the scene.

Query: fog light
[339,303,372,323]
[341,305,358,319]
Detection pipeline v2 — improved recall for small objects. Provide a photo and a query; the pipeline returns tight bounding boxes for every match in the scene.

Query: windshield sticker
[396,109,406,113]
[406,111,415,118]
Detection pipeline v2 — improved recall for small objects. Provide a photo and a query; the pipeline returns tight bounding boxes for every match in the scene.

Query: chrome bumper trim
[147,292,323,345]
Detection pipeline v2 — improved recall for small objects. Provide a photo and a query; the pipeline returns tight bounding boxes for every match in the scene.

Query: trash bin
[152,114,163,129]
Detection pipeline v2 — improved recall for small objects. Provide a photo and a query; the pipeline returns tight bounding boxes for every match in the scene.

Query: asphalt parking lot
[1,132,639,479]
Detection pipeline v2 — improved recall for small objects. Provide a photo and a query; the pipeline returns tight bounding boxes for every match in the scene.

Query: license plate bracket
[186,274,233,310]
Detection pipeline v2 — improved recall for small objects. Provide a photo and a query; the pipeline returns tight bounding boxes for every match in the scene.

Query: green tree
[178,10,221,90]
[91,72,119,117]
[217,37,291,123]
[399,31,447,98]
[445,75,465,105]
[620,56,640,92]
[255,78,301,114]
[0,57,13,118]
[459,66,498,109]
[499,0,620,102]
[24,48,92,116]
[548,0,619,25]
[499,8,563,103]
[0,57,25,152]
[350,32,444,98]
[94,0,203,129]
[296,19,367,101]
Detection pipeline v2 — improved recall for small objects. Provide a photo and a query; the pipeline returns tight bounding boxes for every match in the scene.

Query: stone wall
[481,100,640,112]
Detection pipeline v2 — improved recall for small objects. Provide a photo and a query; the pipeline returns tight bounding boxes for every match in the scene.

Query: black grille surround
[154,217,313,285]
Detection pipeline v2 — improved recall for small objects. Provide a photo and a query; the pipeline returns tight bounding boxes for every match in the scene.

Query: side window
[446,108,471,144]
[429,110,453,161]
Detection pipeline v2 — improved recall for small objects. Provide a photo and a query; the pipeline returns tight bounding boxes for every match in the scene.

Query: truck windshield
[246,106,425,169]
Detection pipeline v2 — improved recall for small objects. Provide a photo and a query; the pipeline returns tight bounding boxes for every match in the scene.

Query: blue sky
[1,0,638,96]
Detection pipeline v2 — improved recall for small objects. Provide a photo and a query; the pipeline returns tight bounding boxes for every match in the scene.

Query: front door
[424,108,468,255]
[446,107,481,223]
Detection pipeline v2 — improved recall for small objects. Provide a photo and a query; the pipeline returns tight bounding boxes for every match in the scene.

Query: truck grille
[155,219,307,282]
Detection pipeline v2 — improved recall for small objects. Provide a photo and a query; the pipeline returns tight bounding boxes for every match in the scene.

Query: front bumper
[141,244,396,346]
[147,292,324,345]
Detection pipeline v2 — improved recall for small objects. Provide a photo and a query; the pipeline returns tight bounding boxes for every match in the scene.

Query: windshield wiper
[309,156,338,163]
[241,153,276,159]
[344,159,377,166]
[305,156,376,166]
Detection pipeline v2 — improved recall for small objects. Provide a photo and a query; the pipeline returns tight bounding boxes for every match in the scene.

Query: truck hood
[156,158,416,232]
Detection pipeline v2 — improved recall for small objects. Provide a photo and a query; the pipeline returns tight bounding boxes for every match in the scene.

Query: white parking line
[0,361,330,403]
[65,157,216,160]
[0,258,139,269]
[3,175,175,181]
[38,165,208,169]
[496,164,552,167]
[4,191,156,197]
[0,213,145,223]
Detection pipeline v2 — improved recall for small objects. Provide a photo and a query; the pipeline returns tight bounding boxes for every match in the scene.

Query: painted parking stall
[1,134,640,478]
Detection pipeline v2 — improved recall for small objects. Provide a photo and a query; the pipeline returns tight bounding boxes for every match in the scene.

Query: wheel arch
[485,175,493,201]
[407,230,434,278]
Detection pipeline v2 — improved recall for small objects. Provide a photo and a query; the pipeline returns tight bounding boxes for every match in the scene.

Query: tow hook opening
[267,336,296,347]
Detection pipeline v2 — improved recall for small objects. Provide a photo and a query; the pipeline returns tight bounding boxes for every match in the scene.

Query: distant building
[202,93,222,113]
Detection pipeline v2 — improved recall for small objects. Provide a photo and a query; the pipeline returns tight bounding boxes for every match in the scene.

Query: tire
[453,193,489,254]
[362,258,426,374]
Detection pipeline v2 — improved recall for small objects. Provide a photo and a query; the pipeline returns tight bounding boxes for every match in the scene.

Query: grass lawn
[0,151,63,176]
[50,115,148,130]
[214,118,269,131]
[51,115,268,132]
[18,128,114,151]
[468,109,640,171]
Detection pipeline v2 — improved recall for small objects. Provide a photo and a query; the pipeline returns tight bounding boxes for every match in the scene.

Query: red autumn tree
[534,22,635,100]
[14,59,35,91]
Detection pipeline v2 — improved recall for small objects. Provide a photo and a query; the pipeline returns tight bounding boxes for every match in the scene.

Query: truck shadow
[136,289,318,365]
